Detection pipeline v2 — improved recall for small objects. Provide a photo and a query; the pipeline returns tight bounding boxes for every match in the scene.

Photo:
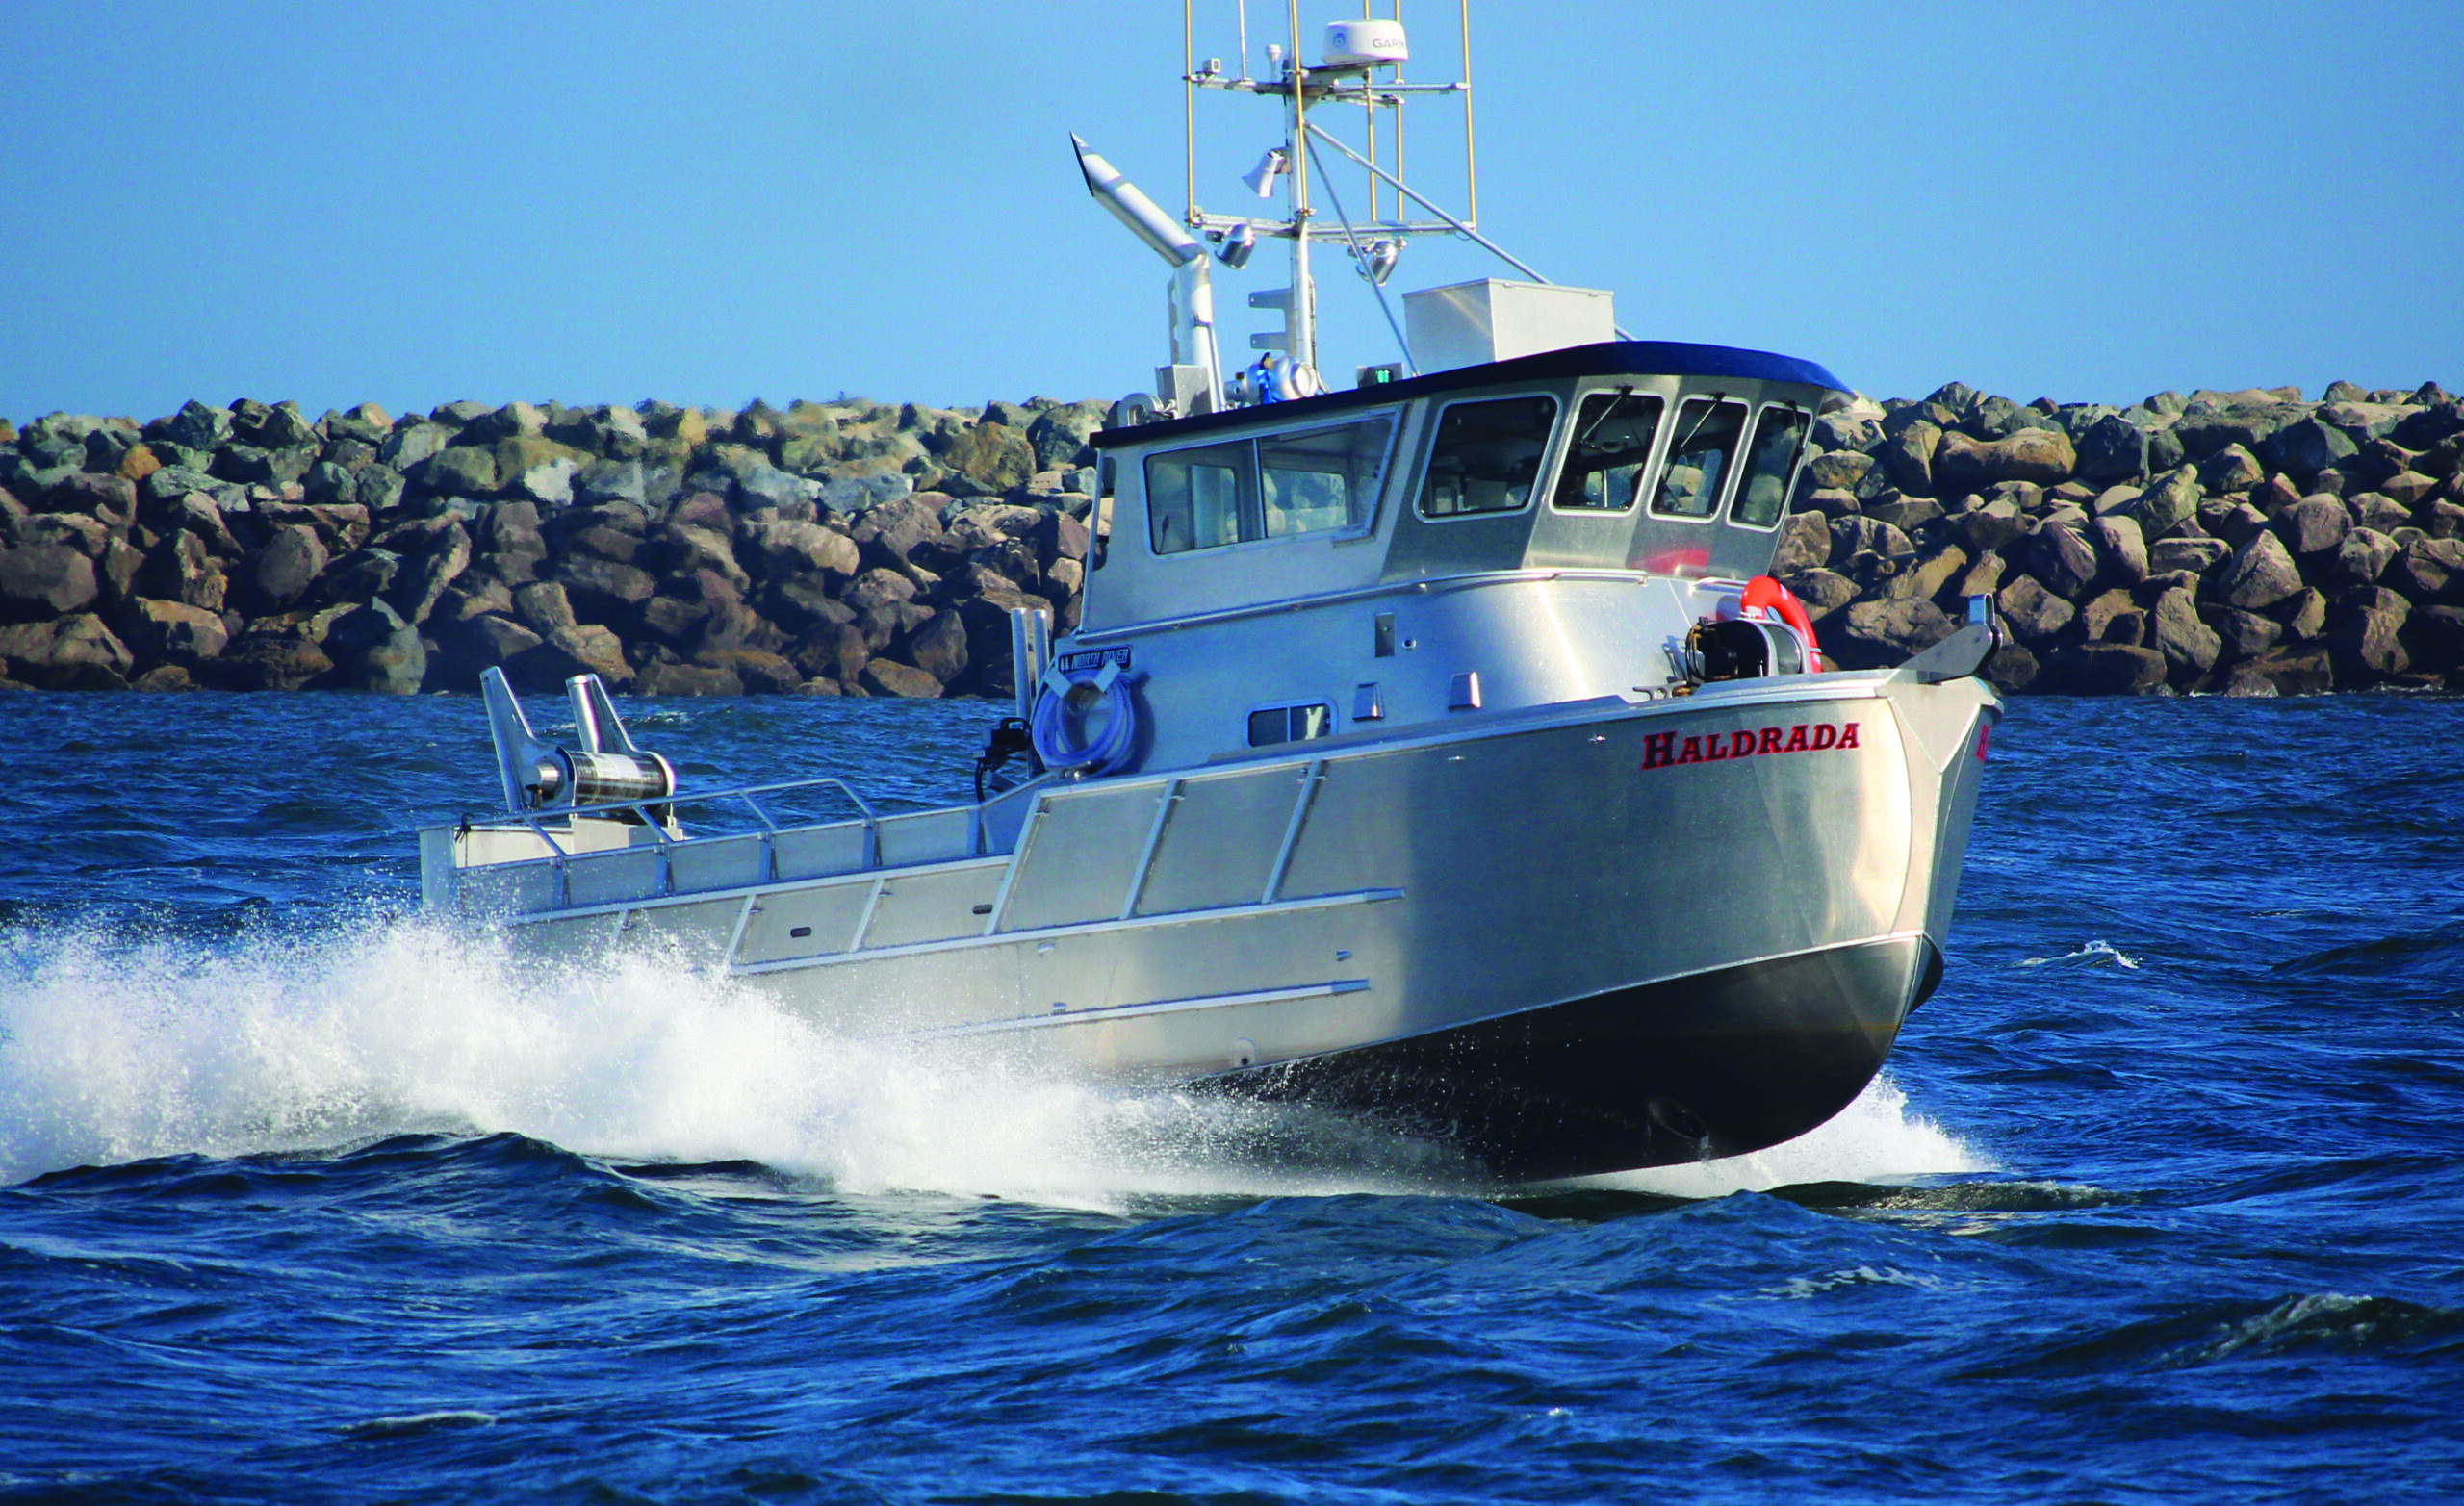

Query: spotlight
[1360,239,1400,285]
[1218,220,1258,268]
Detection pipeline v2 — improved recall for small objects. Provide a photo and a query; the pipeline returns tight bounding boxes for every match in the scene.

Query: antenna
[1180,2,1470,382]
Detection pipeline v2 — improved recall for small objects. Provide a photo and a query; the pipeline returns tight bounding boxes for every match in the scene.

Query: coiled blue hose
[1030,662,1138,775]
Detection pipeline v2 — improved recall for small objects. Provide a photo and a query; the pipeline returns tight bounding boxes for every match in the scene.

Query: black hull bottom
[1215,936,1939,1181]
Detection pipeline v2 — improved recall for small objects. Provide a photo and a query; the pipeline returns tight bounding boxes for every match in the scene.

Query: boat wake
[0,915,1987,1207]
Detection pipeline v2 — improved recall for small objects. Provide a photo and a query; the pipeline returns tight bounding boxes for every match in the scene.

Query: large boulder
[2214,529,2303,612]
[860,657,945,699]
[2147,536,2230,576]
[2263,416,2361,481]
[2042,642,2169,695]
[243,524,329,612]
[2118,466,2202,536]
[2273,496,2351,556]
[0,613,134,689]
[2027,522,2100,598]
[902,610,970,684]
[1770,511,1831,574]
[1878,419,1941,496]
[2073,413,2149,483]
[1025,403,1107,471]
[2148,586,2221,681]
[934,421,1037,498]
[1995,574,2075,644]
[742,518,860,580]
[0,542,98,620]
[121,598,230,664]
[211,632,335,692]
[1830,598,1956,670]
[1933,427,2075,492]
[424,445,499,497]
[326,600,427,693]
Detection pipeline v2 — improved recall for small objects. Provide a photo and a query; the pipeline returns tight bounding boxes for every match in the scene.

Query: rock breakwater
[0,396,1103,698]
[1,378,2457,699]
[1783,379,2464,695]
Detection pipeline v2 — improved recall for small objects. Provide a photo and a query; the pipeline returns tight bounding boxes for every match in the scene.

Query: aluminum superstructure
[419,8,2001,1179]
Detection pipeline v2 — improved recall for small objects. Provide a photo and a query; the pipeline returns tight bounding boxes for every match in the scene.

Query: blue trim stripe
[1091,339,1848,448]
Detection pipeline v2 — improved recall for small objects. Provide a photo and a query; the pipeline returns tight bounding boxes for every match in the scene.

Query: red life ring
[1740,575,1819,654]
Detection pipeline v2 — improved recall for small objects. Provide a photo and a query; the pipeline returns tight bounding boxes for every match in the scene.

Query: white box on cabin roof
[1402,279,1617,374]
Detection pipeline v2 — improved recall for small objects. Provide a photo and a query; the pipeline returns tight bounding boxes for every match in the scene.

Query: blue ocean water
[0,688,2459,1504]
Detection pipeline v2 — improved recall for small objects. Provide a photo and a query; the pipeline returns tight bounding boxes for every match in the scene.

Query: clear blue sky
[3,1,2457,425]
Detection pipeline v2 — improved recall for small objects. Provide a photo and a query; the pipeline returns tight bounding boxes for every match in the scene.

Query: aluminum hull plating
[484,670,1993,1177]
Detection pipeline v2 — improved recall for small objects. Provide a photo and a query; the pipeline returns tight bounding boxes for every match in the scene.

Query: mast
[1284,0,1315,370]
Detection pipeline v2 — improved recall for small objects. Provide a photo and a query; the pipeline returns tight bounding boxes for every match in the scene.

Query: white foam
[2019,939,2141,969]
[0,917,1986,1208]
[1577,1075,1992,1199]
[0,916,1451,1208]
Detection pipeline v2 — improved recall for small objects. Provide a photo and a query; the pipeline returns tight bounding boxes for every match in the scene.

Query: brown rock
[1934,427,2076,491]
[2092,514,2147,582]
[116,443,164,485]
[0,613,134,689]
[1996,574,2074,644]
[845,566,918,612]
[513,581,578,634]
[2198,604,2282,660]
[2273,496,2352,555]
[937,422,1037,498]
[2215,530,2303,612]
[693,646,800,694]
[0,543,99,620]
[244,524,328,611]
[213,633,333,691]
[860,657,946,698]
[2042,642,2169,696]
[122,599,231,664]
[743,518,860,579]
[2149,586,2221,680]
[635,659,743,696]
[903,610,970,683]
[2027,522,2099,598]
[1879,419,1941,495]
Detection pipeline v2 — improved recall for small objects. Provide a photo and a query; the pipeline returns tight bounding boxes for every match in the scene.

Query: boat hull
[460,670,1997,1179]
[1209,933,1937,1180]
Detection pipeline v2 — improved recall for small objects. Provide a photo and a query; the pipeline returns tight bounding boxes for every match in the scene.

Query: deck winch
[481,669,675,820]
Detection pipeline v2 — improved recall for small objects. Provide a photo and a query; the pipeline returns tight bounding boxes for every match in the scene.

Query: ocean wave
[2017,939,2141,970]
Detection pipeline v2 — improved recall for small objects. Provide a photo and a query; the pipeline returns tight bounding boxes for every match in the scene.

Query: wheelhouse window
[1418,396,1558,517]
[1146,416,1394,556]
[1731,406,1810,528]
[1553,391,1665,512]
[1651,398,1748,519]
[1248,702,1333,747]
[1261,421,1391,538]
[1146,440,1248,554]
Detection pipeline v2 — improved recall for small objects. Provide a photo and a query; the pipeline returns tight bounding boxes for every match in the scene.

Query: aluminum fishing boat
[419,7,2001,1179]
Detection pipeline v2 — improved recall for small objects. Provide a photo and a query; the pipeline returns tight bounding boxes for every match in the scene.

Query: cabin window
[1418,396,1558,517]
[1651,398,1749,519]
[1144,415,1396,556]
[1248,702,1334,747]
[1730,405,1809,528]
[1553,391,1665,511]
[1146,440,1250,554]
[1261,419,1391,537]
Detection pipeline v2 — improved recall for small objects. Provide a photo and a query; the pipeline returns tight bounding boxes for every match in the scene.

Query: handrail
[447,773,888,896]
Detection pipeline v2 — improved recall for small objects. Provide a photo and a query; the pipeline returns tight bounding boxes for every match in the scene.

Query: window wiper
[1674,392,1729,452]
[1575,385,1637,451]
